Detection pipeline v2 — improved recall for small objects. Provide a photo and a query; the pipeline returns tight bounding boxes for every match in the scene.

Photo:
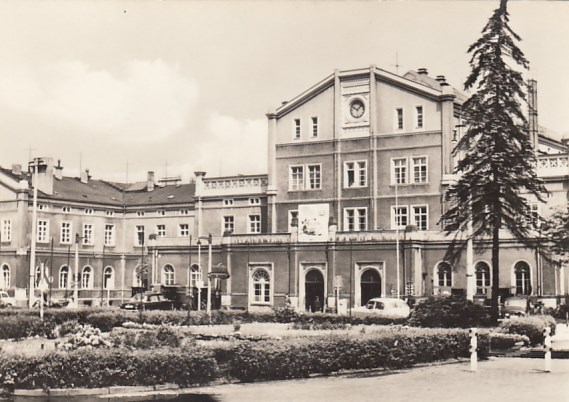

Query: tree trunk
[491,217,501,324]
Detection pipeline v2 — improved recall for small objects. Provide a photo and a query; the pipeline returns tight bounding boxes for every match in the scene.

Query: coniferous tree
[441,0,546,323]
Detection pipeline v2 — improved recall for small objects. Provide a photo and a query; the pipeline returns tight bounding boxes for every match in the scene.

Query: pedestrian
[285,293,291,306]
[314,296,321,313]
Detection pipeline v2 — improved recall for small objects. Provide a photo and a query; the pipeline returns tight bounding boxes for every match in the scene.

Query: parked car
[119,292,174,311]
[502,296,530,317]
[0,291,16,307]
[353,297,411,318]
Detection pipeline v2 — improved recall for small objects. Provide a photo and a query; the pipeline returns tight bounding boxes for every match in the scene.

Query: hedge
[0,308,406,338]
[499,315,556,346]
[407,296,492,328]
[228,328,489,382]
[0,349,217,390]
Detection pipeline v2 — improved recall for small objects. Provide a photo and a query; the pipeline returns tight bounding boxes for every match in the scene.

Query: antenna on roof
[390,51,404,75]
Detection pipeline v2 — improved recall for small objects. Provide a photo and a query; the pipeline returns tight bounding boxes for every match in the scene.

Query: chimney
[147,171,155,192]
[11,164,22,176]
[29,157,55,195]
[80,169,89,184]
[54,160,63,180]
[435,75,448,86]
[417,68,428,75]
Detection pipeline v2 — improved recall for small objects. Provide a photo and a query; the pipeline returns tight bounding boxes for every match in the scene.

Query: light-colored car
[353,297,411,318]
[0,291,16,307]
[502,296,530,317]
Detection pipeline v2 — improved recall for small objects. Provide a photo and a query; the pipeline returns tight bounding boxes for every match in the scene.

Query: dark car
[120,292,174,311]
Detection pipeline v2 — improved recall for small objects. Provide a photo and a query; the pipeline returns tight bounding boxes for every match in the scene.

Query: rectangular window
[311,117,318,137]
[294,118,301,139]
[179,209,190,215]
[83,223,94,245]
[249,197,261,205]
[62,206,71,213]
[223,199,234,206]
[392,206,409,229]
[344,161,367,188]
[530,202,540,227]
[415,106,424,129]
[84,208,94,215]
[412,205,428,231]
[290,165,304,190]
[223,216,235,234]
[249,215,261,234]
[412,156,428,184]
[135,225,145,246]
[104,224,115,246]
[396,108,404,130]
[288,210,298,232]
[1,219,11,242]
[392,158,407,185]
[37,219,49,243]
[179,224,190,237]
[60,222,72,244]
[344,208,367,231]
[157,224,166,237]
[307,164,321,190]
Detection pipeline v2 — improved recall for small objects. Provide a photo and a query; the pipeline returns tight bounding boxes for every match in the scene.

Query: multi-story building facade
[0,66,567,311]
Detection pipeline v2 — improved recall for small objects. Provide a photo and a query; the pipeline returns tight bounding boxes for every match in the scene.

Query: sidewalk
[98,358,569,402]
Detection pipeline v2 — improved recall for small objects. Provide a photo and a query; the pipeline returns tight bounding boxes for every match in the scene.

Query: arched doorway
[305,269,324,312]
[360,269,381,305]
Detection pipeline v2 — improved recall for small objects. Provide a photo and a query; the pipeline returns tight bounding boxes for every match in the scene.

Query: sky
[0,0,567,183]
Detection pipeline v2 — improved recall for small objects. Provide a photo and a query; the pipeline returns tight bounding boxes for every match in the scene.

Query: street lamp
[198,234,213,315]
[74,233,84,306]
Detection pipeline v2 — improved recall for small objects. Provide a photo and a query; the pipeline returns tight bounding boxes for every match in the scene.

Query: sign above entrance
[298,203,329,243]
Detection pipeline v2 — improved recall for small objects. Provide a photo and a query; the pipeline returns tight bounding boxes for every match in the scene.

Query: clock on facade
[349,99,365,119]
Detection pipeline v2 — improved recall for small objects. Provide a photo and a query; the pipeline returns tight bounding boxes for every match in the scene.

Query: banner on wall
[298,203,329,242]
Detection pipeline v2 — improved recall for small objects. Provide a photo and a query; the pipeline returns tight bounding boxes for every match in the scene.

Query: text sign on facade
[298,203,329,242]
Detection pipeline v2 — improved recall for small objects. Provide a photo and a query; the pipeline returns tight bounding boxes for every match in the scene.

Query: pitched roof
[403,70,468,103]
[37,176,196,207]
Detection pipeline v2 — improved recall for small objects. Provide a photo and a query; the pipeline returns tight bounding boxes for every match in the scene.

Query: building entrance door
[360,269,381,305]
[305,269,324,312]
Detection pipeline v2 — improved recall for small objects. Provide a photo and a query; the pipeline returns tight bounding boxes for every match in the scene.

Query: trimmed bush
[488,333,529,349]
[499,315,556,346]
[408,296,492,328]
[229,329,488,382]
[0,349,217,390]
[0,316,57,339]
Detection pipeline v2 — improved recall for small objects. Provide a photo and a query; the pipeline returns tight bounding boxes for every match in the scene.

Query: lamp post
[196,239,202,311]
[74,233,83,305]
[197,234,213,316]
[403,225,416,297]
[28,158,39,308]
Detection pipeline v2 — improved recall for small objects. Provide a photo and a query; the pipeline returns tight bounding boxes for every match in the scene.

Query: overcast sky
[0,0,567,183]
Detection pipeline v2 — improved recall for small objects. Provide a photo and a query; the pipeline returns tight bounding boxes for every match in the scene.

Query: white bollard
[469,328,478,372]
[543,326,552,373]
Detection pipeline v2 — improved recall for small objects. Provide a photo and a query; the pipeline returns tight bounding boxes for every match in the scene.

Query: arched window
[514,261,531,295]
[437,262,452,287]
[103,266,115,290]
[59,266,69,289]
[475,262,491,294]
[162,264,175,286]
[252,269,270,303]
[81,266,93,289]
[1,264,9,289]
[190,264,202,287]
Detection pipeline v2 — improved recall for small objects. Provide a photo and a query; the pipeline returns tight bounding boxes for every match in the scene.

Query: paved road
[179,358,569,402]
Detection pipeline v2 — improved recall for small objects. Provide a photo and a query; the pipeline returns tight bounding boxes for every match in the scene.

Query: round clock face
[350,99,365,119]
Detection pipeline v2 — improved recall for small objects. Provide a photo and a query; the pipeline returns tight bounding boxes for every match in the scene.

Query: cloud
[198,112,267,176]
[0,60,199,142]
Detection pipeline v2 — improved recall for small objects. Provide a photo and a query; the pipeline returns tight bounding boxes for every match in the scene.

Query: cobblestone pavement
[184,358,569,402]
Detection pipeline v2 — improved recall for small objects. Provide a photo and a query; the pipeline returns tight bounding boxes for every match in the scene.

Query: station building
[0,66,567,310]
